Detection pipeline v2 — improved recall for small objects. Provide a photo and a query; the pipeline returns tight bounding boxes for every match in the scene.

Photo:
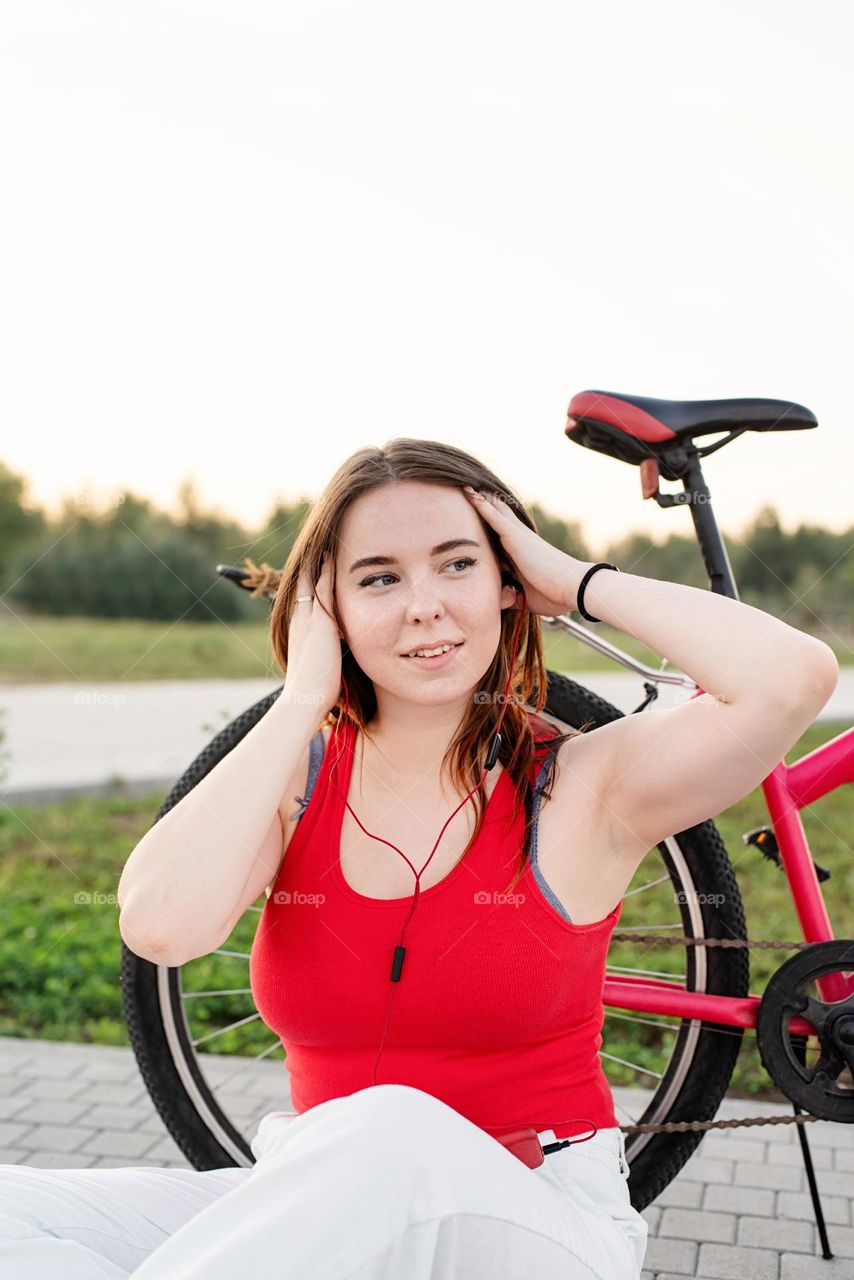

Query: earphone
[322,574,598,1157]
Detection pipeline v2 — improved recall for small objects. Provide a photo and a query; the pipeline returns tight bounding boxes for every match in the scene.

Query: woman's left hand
[462,485,584,617]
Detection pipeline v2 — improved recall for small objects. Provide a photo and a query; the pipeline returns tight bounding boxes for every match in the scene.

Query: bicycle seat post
[643,447,740,601]
[680,450,740,601]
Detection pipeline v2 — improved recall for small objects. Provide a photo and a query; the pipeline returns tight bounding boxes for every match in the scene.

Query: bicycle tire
[121,672,749,1209]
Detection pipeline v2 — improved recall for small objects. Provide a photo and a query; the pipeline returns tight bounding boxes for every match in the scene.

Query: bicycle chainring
[609,931,852,1134]
[756,940,854,1123]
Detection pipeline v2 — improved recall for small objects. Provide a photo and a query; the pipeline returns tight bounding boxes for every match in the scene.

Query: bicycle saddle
[566,389,817,469]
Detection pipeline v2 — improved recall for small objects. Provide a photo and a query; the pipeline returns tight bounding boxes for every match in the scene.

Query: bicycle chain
[610,931,832,1136]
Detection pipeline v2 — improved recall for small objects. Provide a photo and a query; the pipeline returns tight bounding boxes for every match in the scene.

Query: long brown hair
[269,438,592,896]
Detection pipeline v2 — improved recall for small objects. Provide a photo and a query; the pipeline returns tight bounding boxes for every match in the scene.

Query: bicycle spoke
[613,1096,644,1128]
[600,1049,664,1080]
[604,1010,680,1033]
[191,1010,264,1048]
[182,987,253,998]
[623,872,672,897]
[255,1039,285,1061]
[608,963,687,981]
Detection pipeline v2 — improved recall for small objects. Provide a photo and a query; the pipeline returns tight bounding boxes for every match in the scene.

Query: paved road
[1,1035,853,1277]
[0,670,851,806]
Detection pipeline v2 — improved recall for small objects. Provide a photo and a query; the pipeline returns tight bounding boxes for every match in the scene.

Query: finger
[463,485,493,510]
[465,489,510,525]
[489,491,521,518]
[315,557,335,603]
[316,553,332,584]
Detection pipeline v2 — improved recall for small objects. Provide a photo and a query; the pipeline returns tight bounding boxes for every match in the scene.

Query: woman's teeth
[402,642,463,664]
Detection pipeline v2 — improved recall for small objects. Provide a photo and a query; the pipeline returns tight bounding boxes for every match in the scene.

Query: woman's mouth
[401,642,464,669]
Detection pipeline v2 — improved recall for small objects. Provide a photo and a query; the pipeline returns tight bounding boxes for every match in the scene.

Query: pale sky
[1,0,852,557]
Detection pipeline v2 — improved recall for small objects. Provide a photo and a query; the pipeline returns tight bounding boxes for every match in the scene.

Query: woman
[0,438,838,1278]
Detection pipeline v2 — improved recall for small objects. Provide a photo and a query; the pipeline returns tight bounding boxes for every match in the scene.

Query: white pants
[0,1084,647,1279]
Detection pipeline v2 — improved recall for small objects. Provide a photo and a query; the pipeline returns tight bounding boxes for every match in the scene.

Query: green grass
[0,614,280,683]
[0,611,850,682]
[0,719,850,1107]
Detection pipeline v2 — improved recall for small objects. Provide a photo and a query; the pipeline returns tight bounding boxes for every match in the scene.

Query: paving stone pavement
[1,1034,853,1278]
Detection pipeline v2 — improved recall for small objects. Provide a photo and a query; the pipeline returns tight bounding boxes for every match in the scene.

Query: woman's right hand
[283,553,343,716]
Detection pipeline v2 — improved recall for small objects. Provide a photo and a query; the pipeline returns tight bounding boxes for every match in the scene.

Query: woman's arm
[563,561,837,707]
[559,563,839,857]
[461,486,838,856]
[117,688,322,965]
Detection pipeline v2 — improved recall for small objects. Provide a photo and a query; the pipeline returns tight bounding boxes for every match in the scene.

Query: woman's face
[334,481,518,709]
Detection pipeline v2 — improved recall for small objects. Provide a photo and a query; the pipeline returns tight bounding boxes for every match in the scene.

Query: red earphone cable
[319,586,598,1146]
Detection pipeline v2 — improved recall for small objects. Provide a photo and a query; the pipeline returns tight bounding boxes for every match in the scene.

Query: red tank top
[249,712,622,1141]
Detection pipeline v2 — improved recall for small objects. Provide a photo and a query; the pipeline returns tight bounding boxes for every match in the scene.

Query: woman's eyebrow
[348,538,480,574]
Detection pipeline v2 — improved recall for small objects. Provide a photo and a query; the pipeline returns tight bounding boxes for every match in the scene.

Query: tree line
[0,461,850,640]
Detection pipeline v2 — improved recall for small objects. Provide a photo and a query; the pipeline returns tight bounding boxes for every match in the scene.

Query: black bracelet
[576,562,620,623]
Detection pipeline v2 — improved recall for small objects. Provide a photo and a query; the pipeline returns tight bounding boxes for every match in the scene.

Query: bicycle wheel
[121,673,749,1210]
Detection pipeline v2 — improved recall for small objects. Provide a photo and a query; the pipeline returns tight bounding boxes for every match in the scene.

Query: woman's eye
[358,557,477,589]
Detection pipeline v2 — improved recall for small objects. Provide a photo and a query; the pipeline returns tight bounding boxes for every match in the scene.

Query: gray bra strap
[289,729,327,822]
[529,749,572,923]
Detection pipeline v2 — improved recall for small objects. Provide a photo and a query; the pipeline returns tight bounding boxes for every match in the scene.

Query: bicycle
[120,388,854,1228]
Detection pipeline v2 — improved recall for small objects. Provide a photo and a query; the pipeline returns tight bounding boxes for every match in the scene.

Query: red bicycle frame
[604,725,854,1027]
[565,442,854,1028]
